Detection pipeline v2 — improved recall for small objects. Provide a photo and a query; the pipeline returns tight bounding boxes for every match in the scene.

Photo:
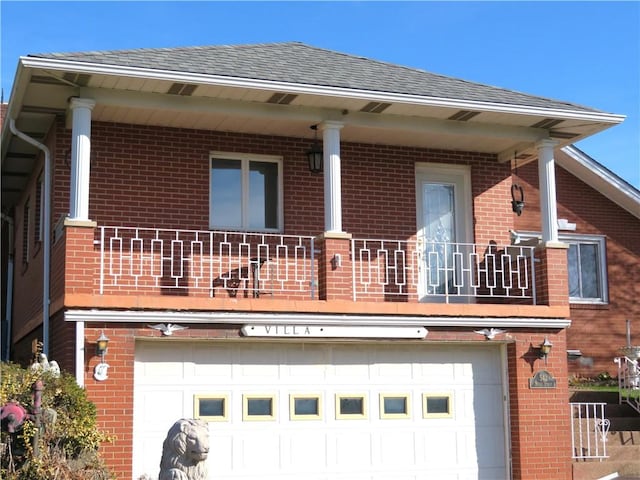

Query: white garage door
[132,340,508,480]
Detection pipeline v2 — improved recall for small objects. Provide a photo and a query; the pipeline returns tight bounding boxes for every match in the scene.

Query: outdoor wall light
[306,124,323,174]
[93,331,110,382]
[96,331,110,358]
[539,337,553,363]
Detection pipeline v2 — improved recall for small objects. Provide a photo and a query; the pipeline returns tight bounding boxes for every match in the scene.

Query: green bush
[1,361,113,479]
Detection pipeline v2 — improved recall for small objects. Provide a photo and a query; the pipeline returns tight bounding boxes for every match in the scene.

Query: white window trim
[514,231,608,304]
[209,151,283,232]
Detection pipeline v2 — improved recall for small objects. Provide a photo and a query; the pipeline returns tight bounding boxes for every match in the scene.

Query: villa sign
[241,325,428,339]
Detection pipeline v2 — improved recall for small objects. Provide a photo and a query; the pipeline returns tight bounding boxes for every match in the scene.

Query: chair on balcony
[212,257,272,298]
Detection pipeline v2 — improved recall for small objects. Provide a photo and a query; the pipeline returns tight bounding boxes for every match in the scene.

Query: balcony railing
[96,227,536,304]
[351,238,536,303]
[99,227,316,298]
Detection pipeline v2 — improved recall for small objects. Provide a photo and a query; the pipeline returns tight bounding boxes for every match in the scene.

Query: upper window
[565,235,608,304]
[514,231,608,304]
[209,152,282,232]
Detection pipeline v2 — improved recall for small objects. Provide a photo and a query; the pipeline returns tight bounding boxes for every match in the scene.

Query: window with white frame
[565,235,608,303]
[513,232,608,304]
[209,152,282,231]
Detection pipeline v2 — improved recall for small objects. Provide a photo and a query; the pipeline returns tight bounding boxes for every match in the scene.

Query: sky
[1,1,639,188]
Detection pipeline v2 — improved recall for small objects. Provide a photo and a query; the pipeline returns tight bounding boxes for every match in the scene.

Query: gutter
[1,213,14,361]
[9,119,51,356]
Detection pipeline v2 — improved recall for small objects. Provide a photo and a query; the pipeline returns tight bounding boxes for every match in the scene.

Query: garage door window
[336,394,368,419]
[380,393,410,419]
[423,393,453,418]
[243,394,276,421]
[290,394,322,420]
[194,394,228,422]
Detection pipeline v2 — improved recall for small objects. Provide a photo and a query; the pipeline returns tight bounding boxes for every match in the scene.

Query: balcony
[59,225,568,318]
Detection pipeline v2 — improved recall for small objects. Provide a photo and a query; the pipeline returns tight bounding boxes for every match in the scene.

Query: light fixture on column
[511,152,525,216]
[306,124,323,174]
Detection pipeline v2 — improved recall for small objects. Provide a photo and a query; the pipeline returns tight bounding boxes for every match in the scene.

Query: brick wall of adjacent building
[514,159,640,376]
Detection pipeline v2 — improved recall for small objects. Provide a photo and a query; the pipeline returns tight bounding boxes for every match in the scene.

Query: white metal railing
[570,402,610,461]
[351,238,536,303]
[99,227,316,298]
[615,356,640,415]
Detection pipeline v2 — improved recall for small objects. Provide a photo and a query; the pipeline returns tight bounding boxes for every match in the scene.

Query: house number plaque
[529,370,557,389]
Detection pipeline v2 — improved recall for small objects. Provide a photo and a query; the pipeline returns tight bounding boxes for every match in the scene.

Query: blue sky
[2,1,639,187]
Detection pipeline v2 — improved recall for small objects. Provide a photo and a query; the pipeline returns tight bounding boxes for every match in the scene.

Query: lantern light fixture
[306,124,323,174]
[539,337,553,363]
[96,331,110,358]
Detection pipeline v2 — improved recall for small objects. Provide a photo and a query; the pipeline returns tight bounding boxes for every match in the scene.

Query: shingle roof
[29,42,602,113]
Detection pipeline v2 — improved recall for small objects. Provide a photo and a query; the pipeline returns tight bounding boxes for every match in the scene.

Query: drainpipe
[1,213,14,361]
[9,119,51,356]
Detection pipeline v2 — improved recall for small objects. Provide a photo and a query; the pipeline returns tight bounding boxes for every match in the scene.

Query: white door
[132,340,508,480]
[416,164,473,302]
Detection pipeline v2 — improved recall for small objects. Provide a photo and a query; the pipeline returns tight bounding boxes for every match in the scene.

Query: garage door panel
[133,341,508,480]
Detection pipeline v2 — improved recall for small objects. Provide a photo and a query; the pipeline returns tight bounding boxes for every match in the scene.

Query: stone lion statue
[159,418,210,480]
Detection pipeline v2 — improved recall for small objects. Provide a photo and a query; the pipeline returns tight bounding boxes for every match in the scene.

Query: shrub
[0,362,113,479]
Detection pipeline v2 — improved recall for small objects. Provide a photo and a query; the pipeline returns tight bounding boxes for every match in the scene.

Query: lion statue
[159,418,210,480]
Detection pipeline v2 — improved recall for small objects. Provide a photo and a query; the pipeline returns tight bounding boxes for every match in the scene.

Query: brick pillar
[316,232,352,301]
[535,243,569,306]
[508,329,572,479]
[64,220,98,295]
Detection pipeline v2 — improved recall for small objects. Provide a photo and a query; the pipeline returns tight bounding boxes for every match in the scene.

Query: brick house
[0,42,636,479]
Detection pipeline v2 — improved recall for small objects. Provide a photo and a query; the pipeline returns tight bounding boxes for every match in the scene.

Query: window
[422,393,453,419]
[290,394,322,420]
[335,394,368,419]
[379,393,411,419]
[210,152,282,231]
[22,197,31,265]
[194,394,228,422]
[243,394,276,421]
[566,236,608,303]
[512,232,608,304]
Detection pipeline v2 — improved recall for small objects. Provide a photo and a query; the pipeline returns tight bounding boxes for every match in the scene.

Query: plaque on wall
[529,370,557,389]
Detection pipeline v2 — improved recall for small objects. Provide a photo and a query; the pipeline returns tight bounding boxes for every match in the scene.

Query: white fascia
[64,309,571,329]
[20,56,626,125]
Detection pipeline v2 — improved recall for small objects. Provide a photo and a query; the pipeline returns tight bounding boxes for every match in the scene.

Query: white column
[69,97,96,221]
[537,138,559,243]
[321,121,344,233]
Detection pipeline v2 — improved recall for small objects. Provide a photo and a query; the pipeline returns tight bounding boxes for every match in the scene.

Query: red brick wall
[50,120,514,244]
[515,160,640,376]
[508,329,571,480]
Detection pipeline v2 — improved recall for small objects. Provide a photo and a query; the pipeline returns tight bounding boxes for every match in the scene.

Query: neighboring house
[0,42,633,479]
[513,145,640,377]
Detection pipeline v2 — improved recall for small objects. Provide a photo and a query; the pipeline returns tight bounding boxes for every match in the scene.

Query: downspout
[9,119,51,356]
[1,213,14,361]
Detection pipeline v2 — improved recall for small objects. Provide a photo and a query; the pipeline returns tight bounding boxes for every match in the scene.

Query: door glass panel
[423,183,455,295]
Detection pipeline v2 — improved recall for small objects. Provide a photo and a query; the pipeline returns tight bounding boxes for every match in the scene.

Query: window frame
[335,393,368,420]
[422,393,453,419]
[242,393,277,421]
[209,151,283,232]
[514,231,608,304]
[289,393,323,421]
[193,394,229,422]
[379,392,411,419]
[22,197,31,266]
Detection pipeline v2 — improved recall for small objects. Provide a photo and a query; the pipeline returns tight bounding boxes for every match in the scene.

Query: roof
[558,145,640,219]
[29,42,602,115]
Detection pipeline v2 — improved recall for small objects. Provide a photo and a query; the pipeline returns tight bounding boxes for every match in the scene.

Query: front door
[416,164,472,302]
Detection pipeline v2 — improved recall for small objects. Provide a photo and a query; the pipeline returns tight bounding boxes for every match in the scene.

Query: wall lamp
[538,337,553,363]
[306,124,323,174]
[93,331,111,382]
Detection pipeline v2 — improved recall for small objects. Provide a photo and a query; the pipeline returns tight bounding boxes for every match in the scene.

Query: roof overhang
[1,55,625,208]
